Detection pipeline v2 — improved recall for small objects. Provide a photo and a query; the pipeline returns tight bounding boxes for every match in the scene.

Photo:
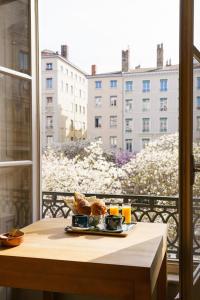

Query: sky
[39,0,200,74]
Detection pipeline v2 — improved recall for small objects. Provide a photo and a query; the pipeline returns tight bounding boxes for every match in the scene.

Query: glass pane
[194,0,200,50]
[0,73,32,161]
[193,58,200,299]
[0,0,30,74]
[0,166,32,232]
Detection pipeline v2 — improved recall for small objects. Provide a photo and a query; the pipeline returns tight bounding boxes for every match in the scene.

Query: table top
[0,218,167,297]
[0,218,167,269]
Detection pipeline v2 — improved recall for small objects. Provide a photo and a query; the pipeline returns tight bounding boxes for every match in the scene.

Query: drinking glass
[109,204,119,216]
[122,204,132,224]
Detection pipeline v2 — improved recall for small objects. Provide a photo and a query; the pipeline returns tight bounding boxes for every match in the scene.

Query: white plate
[71,226,90,231]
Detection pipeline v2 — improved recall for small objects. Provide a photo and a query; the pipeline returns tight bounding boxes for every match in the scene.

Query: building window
[95,96,102,107]
[46,116,53,129]
[142,98,150,112]
[197,77,200,89]
[125,99,133,112]
[110,116,117,128]
[79,106,82,113]
[75,104,78,112]
[110,136,117,148]
[71,85,73,94]
[125,139,133,152]
[142,80,150,92]
[47,135,53,146]
[95,116,102,128]
[142,138,150,149]
[46,78,53,89]
[125,81,133,91]
[19,51,29,72]
[197,97,200,109]
[160,79,168,91]
[197,116,200,130]
[95,136,102,142]
[46,63,53,70]
[160,98,167,111]
[125,118,133,132]
[160,117,167,132]
[142,118,150,132]
[110,80,117,88]
[71,72,73,78]
[60,65,63,72]
[83,107,85,114]
[66,83,68,92]
[110,96,117,106]
[95,81,102,89]
[83,122,86,130]
[79,89,82,97]
[47,97,53,104]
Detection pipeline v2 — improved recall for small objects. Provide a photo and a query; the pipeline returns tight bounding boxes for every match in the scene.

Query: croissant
[91,199,107,216]
[74,192,91,215]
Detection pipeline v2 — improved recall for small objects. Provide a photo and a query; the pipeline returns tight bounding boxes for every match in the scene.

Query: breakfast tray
[65,223,136,237]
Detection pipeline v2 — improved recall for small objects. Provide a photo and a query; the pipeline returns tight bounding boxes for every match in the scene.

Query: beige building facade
[42,46,88,147]
[87,46,200,153]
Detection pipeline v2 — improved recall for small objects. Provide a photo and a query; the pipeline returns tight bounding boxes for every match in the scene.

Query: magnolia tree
[42,141,123,194]
[42,134,200,197]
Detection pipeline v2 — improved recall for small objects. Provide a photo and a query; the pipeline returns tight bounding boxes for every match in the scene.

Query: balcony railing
[42,191,200,260]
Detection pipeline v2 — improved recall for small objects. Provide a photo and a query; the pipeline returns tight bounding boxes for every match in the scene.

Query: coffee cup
[72,214,89,228]
[105,215,125,231]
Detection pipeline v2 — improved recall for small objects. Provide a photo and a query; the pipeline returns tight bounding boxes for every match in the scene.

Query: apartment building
[42,45,88,147]
[87,45,200,153]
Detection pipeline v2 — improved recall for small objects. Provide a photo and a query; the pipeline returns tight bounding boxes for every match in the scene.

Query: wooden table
[0,218,167,300]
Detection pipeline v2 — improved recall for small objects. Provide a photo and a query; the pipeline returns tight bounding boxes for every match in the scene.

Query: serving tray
[65,223,136,237]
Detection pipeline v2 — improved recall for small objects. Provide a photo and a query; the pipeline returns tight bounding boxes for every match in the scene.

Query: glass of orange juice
[109,204,119,216]
[122,204,132,224]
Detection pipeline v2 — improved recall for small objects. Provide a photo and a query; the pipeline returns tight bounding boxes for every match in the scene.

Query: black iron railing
[42,192,200,260]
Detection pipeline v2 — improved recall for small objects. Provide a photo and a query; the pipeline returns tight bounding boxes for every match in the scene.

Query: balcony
[42,191,200,261]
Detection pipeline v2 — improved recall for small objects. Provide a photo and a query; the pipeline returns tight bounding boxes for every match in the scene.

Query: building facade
[87,45,200,153]
[42,46,88,147]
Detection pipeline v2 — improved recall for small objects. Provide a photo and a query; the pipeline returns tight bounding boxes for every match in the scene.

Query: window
[70,120,74,129]
[95,116,102,128]
[46,63,52,70]
[19,51,29,72]
[61,80,63,91]
[110,116,117,128]
[160,98,167,111]
[197,77,200,89]
[95,136,102,142]
[142,118,150,132]
[83,107,85,114]
[60,65,63,72]
[142,98,150,112]
[142,80,150,92]
[197,97,200,109]
[160,79,168,91]
[79,89,82,97]
[110,80,117,88]
[125,81,133,91]
[125,118,133,132]
[95,81,102,89]
[66,83,68,92]
[47,97,53,104]
[160,117,167,132]
[83,122,86,130]
[197,116,200,131]
[125,99,133,112]
[125,139,133,152]
[75,104,78,112]
[46,116,53,129]
[95,96,102,107]
[71,85,73,94]
[47,136,53,146]
[71,72,73,78]
[46,78,53,89]
[142,138,150,149]
[79,106,82,113]
[110,136,117,148]
[110,96,117,106]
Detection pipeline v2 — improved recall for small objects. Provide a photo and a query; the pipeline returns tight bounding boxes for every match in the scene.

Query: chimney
[91,64,96,76]
[122,49,130,72]
[157,43,163,68]
[61,45,68,60]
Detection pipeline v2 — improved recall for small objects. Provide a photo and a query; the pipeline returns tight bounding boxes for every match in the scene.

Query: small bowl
[0,230,24,247]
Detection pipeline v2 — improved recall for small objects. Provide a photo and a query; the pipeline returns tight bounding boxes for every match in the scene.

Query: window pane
[0,166,32,232]
[0,0,30,74]
[0,73,32,161]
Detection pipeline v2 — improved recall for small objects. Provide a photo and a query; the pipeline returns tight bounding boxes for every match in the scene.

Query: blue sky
[39,0,199,74]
